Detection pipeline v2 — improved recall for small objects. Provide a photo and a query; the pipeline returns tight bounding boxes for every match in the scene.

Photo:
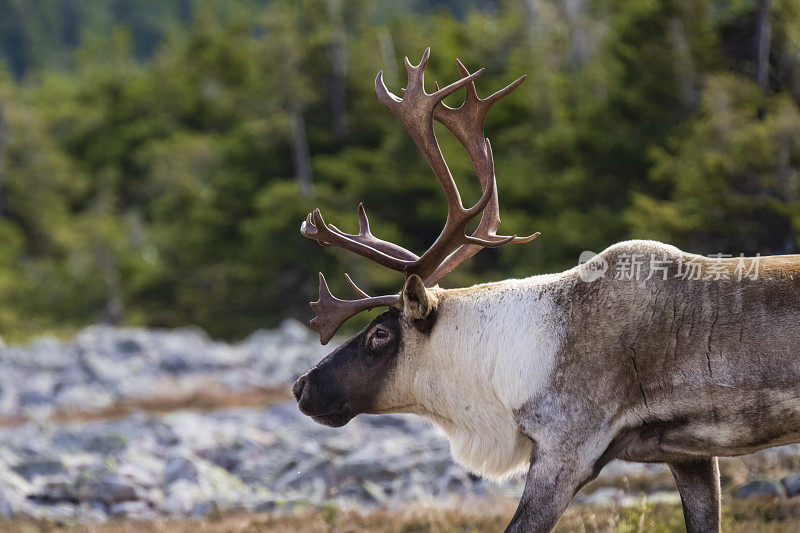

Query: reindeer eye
[374,328,389,340]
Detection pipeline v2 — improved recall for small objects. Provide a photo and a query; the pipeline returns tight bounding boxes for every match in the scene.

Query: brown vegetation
[0,385,290,428]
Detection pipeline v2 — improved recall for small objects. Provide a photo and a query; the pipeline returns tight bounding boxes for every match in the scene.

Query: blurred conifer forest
[0,0,799,341]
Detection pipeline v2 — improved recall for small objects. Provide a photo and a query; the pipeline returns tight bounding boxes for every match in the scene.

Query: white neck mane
[410,273,568,481]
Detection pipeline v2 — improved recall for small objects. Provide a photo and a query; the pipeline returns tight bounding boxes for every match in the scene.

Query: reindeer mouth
[311,410,353,427]
[297,399,352,427]
[308,404,352,427]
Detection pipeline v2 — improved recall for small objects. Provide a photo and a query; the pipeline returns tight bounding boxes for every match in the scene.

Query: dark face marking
[292,309,403,427]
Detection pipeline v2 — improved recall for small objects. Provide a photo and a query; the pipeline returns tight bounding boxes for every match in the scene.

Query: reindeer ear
[402,274,437,320]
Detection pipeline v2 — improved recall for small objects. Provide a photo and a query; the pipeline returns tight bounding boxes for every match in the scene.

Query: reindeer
[291,48,800,532]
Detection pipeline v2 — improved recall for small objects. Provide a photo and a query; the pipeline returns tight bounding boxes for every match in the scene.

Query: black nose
[292,375,307,402]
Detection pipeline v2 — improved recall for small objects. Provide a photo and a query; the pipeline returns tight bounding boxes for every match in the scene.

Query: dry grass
[4,499,800,533]
[0,386,291,428]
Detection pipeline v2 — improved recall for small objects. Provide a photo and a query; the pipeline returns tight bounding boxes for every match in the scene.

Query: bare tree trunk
[0,102,6,217]
[327,0,348,145]
[177,0,192,23]
[290,103,313,197]
[524,0,541,42]
[378,29,397,87]
[60,0,81,48]
[669,17,698,110]
[95,243,124,325]
[563,0,589,68]
[777,133,797,252]
[755,0,771,119]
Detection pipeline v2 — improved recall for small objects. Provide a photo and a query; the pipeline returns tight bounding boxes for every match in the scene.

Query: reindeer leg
[668,457,721,533]
[504,442,606,533]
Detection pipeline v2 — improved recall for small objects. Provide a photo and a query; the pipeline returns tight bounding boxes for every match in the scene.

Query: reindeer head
[292,48,538,427]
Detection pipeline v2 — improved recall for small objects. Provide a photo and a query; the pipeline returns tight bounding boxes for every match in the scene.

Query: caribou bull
[292,48,800,532]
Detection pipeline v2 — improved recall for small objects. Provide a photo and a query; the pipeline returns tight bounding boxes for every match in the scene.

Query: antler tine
[402,47,430,92]
[310,273,400,345]
[301,208,418,270]
[325,203,420,262]
[344,273,371,298]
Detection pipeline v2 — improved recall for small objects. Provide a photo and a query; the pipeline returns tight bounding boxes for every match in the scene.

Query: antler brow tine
[310,273,400,345]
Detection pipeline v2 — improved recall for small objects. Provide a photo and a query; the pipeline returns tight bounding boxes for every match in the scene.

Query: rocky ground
[1,322,800,525]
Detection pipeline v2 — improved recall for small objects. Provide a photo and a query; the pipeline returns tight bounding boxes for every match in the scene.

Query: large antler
[426,60,539,286]
[301,48,538,343]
